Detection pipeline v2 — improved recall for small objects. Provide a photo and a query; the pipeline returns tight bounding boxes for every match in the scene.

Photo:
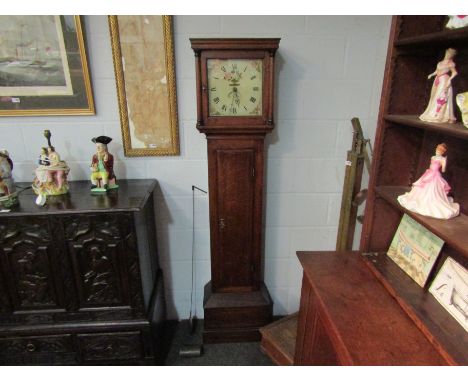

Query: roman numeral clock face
[207,59,263,117]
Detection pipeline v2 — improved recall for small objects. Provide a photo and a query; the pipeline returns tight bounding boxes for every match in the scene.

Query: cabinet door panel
[0,218,63,312]
[309,314,339,366]
[64,215,133,310]
[215,149,255,290]
[69,238,128,308]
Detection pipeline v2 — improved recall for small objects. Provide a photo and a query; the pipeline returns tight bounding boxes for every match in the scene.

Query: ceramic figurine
[32,130,70,199]
[90,136,118,192]
[0,149,18,209]
[446,16,468,29]
[456,92,468,128]
[419,48,458,124]
[398,143,459,220]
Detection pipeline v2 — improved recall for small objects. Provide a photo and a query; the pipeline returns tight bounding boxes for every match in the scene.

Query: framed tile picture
[109,15,180,157]
[0,16,95,116]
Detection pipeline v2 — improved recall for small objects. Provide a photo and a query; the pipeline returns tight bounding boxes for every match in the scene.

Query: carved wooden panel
[0,267,11,313]
[64,215,131,309]
[0,218,62,311]
[78,332,142,361]
[0,335,73,356]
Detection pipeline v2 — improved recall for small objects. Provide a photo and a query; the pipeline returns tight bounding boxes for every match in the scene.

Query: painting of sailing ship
[0,16,94,115]
[430,257,468,332]
[0,16,73,96]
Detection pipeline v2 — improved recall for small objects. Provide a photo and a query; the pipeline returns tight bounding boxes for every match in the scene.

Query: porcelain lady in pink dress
[419,48,458,123]
[398,144,459,219]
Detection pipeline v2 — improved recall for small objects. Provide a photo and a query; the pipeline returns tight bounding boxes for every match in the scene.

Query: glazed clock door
[207,58,263,117]
[199,49,272,128]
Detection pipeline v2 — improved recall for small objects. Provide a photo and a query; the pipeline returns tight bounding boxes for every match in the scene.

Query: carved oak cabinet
[0,180,165,365]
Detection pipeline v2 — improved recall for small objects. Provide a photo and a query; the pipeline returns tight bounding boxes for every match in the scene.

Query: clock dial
[207,59,263,117]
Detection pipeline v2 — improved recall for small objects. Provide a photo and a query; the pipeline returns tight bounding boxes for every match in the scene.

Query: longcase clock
[190,38,280,343]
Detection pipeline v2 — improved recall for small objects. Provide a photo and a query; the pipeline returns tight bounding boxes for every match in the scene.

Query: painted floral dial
[207,58,263,117]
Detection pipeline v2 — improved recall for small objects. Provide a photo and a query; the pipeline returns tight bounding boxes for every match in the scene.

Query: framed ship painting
[0,16,95,116]
[109,15,179,157]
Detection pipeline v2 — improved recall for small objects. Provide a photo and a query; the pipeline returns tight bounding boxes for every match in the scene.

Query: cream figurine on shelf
[446,16,468,29]
[419,48,458,124]
[0,149,18,209]
[456,92,468,128]
[32,130,70,202]
[398,143,459,220]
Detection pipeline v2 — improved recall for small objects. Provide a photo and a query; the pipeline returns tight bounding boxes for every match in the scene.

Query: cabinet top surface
[3,179,157,216]
[297,251,448,365]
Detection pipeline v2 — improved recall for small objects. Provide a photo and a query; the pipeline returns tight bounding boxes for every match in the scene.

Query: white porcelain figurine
[398,143,459,220]
[419,48,458,124]
[446,16,468,29]
[456,92,468,128]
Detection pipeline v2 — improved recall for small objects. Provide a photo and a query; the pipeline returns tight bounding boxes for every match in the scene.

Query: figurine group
[31,130,118,204]
[33,130,70,197]
[399,44,467,220]
[0,149,18,209]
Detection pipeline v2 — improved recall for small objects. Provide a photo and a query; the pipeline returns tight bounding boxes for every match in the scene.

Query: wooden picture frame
[109,15,179,157]
[0,16,95,116]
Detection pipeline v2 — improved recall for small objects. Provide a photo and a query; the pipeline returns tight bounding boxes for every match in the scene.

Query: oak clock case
[191,38,280,343]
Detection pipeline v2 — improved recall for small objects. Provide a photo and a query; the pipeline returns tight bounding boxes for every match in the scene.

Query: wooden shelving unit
[363,252,466,365]
[375,186,468,256]
[360,16,468,365]
[384,115,468,140]
[395,27,468,48]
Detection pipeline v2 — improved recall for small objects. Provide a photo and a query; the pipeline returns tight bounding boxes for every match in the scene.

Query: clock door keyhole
[219,218,226,230]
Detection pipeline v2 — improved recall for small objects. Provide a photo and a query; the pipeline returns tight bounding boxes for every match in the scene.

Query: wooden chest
[0,180,165,365]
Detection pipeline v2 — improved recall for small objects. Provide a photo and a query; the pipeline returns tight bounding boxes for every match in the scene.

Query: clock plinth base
[202,281,273,344]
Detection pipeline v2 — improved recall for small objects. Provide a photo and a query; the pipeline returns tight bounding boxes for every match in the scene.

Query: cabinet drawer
[0,334,74,356]
[78,331,143,362]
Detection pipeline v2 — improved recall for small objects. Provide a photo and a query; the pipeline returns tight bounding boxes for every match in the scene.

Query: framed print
[0,16,95,116]
[430,257,468,332]
[387,214,444,287]
[109,15,180,157]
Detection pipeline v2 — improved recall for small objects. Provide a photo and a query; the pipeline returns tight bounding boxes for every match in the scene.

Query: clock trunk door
[210,142,260,293]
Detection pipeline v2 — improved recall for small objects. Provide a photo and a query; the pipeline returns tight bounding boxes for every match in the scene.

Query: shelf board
[384,115,468,140]
[361,252,467,365]
[395,27,468,48]
[375,186,468,257]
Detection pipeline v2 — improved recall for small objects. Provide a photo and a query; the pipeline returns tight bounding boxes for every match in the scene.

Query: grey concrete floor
[163,320,274,366]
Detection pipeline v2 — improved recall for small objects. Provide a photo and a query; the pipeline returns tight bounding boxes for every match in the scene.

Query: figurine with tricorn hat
[90,135,118,193]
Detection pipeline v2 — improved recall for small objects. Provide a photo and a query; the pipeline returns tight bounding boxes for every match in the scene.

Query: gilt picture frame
[109,15,180,157]
[0,16,95,116]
